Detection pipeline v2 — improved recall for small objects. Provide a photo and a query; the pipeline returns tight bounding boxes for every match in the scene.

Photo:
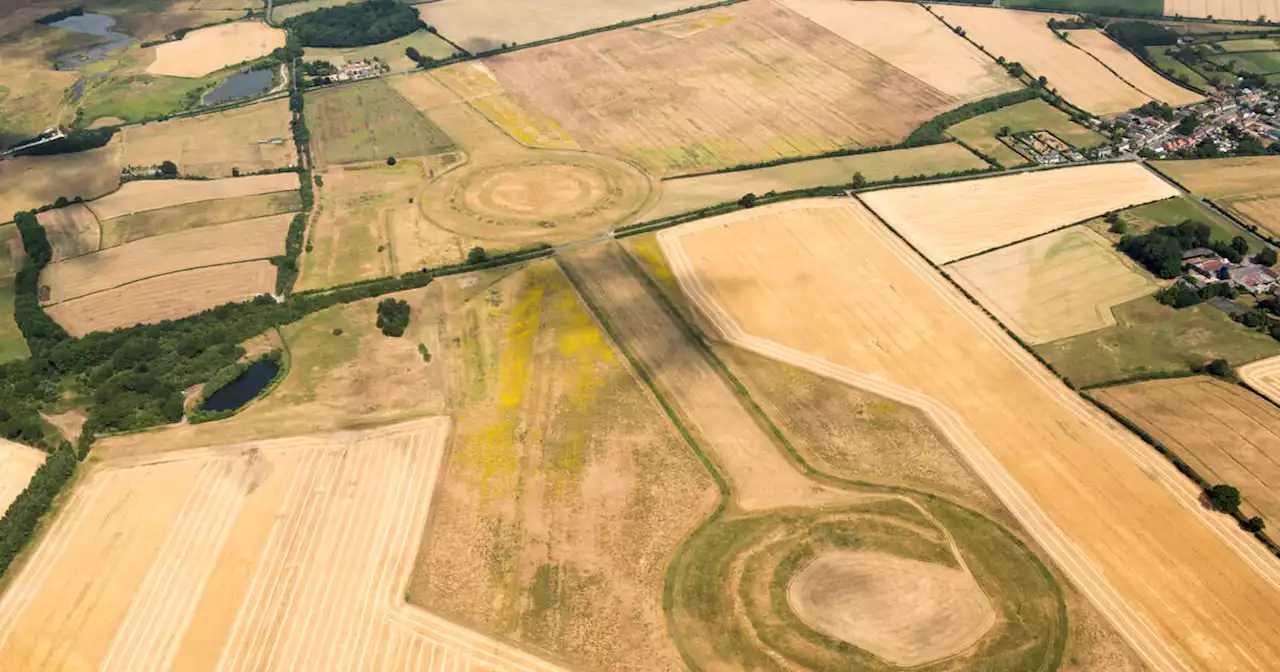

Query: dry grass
[36,204,100,261]
[859,163,1179,264]
[778,0,1020,102]
[119,99,296,177]
[659,198,1280,671]
[0,23,86,144]
[1165,0,1280,20]
[306,78,455,168]
[1241,354,1280,405]
[0,440,44,520]
[1068,29,1203,107]
[1154,156,1280,238]
[643,143,986,221]
[145,21,285,78]
[1093,377,1280,523]
[86,173,299,220]
[932,5,1152,114]
[42,213,289,303]
[432,63,579,150]
[100,190,302,247]
[45,259,276,335]
[946,227,1160,344]
[484,0,956,175]
[0,140,123,221]
[946,98,1108,167]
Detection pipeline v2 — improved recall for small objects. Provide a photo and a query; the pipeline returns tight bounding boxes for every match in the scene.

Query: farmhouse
[1230,264,1280,291]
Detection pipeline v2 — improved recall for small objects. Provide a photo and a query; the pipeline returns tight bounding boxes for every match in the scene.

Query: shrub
[739,192,757,208]
[387,156,396,166]
[376,298,410,337]
[1256,247,1278,266]
[159,160,179,177]
[1245,516,1267,533]
[467,247,489,265]
[1207,484,1241,514]
[418,342,431,362]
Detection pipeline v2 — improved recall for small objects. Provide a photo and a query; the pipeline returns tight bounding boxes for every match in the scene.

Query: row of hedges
[275,58,314,296]
[186,349,285,424]
[10,128,115,157]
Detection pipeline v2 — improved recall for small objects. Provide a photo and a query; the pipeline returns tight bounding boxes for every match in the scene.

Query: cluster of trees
[1156,279,1236,308]
[376,298,411,337]
[0,446,76,577]
[12,128,116,157]
[1106,21,1179,59]
[1206,482,1265,532]
[34,6,85,24]
[283,0,424,48]
[1116,219,1252,278]
[907,88,1041,145]
[404,46,439,69]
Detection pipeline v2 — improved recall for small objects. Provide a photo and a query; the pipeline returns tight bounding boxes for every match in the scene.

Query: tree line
[11,128,115,157]
[283,0,424,48]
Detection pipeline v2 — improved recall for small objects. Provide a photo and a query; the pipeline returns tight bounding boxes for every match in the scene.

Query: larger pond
[202,68,275,106]
[200,359,281,412]
[51,13,134,70]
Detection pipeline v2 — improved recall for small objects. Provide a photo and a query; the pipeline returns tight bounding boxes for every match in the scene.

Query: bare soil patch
[100,190,301,246]
[146,21,285,77]
[86,173,298,219]
[36,204,100,261]
[119,99,295,177]
[0,140,123,220]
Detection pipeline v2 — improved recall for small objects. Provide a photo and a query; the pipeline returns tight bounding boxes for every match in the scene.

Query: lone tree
[997,125,1012,137]
[850,172,866,189]
[467,246,489,264]
[1206,358,1234,379]
[1207,484,1241,514]
[386,156,397,166]
[405,46,421,62]
[1245,516,1266,533]
[1256,247,1278,266]
[739,192,758,208]
[159,160,178,178]
[376,298,411,337]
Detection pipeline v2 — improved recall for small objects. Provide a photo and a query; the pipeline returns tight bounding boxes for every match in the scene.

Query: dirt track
[659,198,1280,672]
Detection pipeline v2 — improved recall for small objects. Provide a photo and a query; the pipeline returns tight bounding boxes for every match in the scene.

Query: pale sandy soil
[41,213,290,303]
[0,440,44,519]
[659,198,1280,672]
[1165,0,1280,20]
[1067,29,1203,107]
[787,550,994,666]
[87,174,298,219]
[146,21,286,78]
[778,0,1020,102]
[36,204,100,261]
[45,260,277,336]
[945,227,1159,344]
[0,140,122,221]
[1240,354,1280,405]
[120,99,296,178]
[931,5,1152,114]
[859,164,1178,264]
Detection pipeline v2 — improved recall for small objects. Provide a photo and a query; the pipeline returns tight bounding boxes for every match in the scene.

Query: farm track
[0,419,569,672]
[658,198,1280,672]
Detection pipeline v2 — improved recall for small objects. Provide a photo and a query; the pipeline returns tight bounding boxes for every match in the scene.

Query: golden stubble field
[659,198,1280,671]
[1154,156,1280,238]
[482,0,956,175]
[931,5,1153,114]
[119,99,296,177]
[0,140,123,221]
[86,173,299,220]
[36,204,100,261]
[146,21,285,78]
[1165,0,1280,20]
[860,163,1179,264]
[777,0,1020,102]
[0,417,575,672]
[1240,354,1280,405]
[945,226,1159,344]
[1067,29,1203,107]
[0,440,44,517]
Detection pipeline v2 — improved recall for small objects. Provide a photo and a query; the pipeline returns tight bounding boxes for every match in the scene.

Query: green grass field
[1209,50,1280,74]
[1111,195,1269,254]
[1001,0,1161,14]
[1036,295,1280,387]
[946,99,1106,167]
[303,30,456,73]
[306,78,455,166]
[1148,48,1213,90]
[1215,37,1280,52]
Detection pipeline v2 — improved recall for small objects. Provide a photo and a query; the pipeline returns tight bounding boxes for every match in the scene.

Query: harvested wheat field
[146,21,285,77]
[1068,29,1204,107]
[1166,0,1280,20]
[778,0,1019,101]
[1154,156,1280,238]
[0,440,44,517]
[36,204,100,261]
[86,173,298,220]
[0,141,123,220]
[946,227,1159,344]
[1092,377,1280,522]
[0,417,572,672]
[42,213,290,303]
[432,63,579,150]
[120,100,295,177]
[307,78,455,167]
[932,5,1152,114]
[100,190,302,247]
[483,0,956,175]
[643,143,986,221]
[417,0,710,52]
[659,198,1280,671]
[860,163,1179,263]
[1241,354,1280,405]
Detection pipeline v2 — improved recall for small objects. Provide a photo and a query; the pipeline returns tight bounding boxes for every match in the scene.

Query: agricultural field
[658,198,1280,671]
[1067,29,1204,106]
[146,21,285,77]
[41,213,290,303]
[1165,0,1280,21]
[481,0,958,175]
[776,0,1020,102]
[858,163,1178,264]
[1209,49,1280,73]
[641,143,987,222]
[0,140,123,220]
[1092,376,1280,522]
[86,173,298,219]
[0,226,29,363]
[271,0,365,22]
[1097,194,1269,253]
[100,190,302,246]
[432,63,579,150]
[1003,0,1163,11]
[0,440,44,517]
[306,78,456,167]
[1217,36,1280,50]
[303,30,457,73]
[36,203,101,261]
[1147,46,1214,90]
[1155,18,1278,33]
[119,99,296,177]
[417,0,710,52]
[931,5,1154,114]
[45,259,277,336]
[1241,354,1280,404]
[946,227,1160,344]
[1152,157,1280,238]
[946,98,1107,167]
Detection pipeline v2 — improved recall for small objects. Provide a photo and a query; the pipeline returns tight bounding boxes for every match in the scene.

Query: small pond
[202,68,275,106]
[51,13,134,70]
[200,359,281,412]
